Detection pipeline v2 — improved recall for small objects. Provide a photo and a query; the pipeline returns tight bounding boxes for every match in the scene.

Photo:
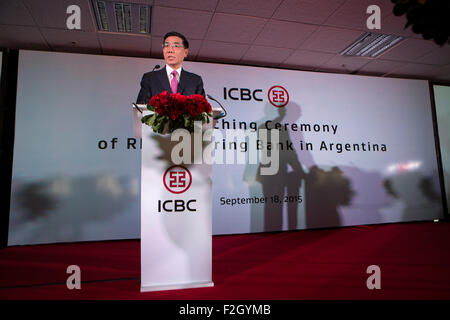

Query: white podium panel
[138,111,213,292]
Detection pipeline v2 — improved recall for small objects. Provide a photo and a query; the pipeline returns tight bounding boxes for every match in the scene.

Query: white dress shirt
[165,65,182,86]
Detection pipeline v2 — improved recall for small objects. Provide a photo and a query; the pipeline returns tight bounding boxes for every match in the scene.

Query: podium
[133,105,215,292]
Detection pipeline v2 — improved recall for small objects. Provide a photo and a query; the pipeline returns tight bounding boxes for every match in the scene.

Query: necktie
[171,70,178,93]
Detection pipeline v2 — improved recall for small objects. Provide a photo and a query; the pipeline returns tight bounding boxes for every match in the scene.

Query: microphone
[133,64,161,113]
[207,94,228,120]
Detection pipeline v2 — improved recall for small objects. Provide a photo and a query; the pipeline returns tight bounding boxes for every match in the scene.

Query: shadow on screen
[383,170,443,221]
[243,102,358,231]
[10,175,138,243]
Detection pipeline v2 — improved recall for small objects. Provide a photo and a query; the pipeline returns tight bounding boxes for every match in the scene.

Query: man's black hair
[163,31,189,49]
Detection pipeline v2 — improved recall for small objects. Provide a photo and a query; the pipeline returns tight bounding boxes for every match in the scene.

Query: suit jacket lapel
[177,69,187,94]
[157,66,171,93]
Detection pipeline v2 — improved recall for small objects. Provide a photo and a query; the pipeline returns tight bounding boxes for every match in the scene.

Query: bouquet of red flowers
[141,91,212,134]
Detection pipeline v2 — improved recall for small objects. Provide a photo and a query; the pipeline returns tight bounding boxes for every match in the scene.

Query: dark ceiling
[1,0,449,81]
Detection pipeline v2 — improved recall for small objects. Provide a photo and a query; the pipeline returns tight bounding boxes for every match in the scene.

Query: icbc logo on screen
[163,165,192,194]
[268,85,289,108]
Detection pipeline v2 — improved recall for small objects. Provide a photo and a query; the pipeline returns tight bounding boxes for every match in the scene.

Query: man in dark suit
[136,31,205,104]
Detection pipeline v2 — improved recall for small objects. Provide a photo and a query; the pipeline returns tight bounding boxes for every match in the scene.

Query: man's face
[163,36,188,69]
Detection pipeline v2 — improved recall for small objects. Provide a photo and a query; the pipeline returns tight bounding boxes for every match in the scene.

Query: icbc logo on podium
[268,85,289,108]
[163,165,192,194]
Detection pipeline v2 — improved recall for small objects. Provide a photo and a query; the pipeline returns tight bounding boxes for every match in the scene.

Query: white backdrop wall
[8,50,444,245]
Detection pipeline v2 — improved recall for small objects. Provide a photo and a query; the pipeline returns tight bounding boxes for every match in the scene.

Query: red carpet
[1,221,450,300]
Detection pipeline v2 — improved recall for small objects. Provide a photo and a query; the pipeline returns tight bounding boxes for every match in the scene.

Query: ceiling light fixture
[91,0,151,34]
[341,32,404,58]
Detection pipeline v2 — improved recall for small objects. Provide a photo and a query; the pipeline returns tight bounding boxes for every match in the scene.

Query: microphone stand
[207,94,228,120]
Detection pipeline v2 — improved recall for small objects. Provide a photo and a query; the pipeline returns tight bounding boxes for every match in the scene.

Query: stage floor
[1,221,449,300]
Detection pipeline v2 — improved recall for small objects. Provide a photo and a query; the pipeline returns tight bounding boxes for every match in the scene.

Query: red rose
[191,94,203,104]
[159,91,169,106]
[202,100,212,113]
[149,95,157,107]
[154,105,164,115]
[187,94,209,116]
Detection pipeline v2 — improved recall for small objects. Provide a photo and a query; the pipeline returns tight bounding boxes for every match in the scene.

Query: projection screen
[8,50,444,245]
